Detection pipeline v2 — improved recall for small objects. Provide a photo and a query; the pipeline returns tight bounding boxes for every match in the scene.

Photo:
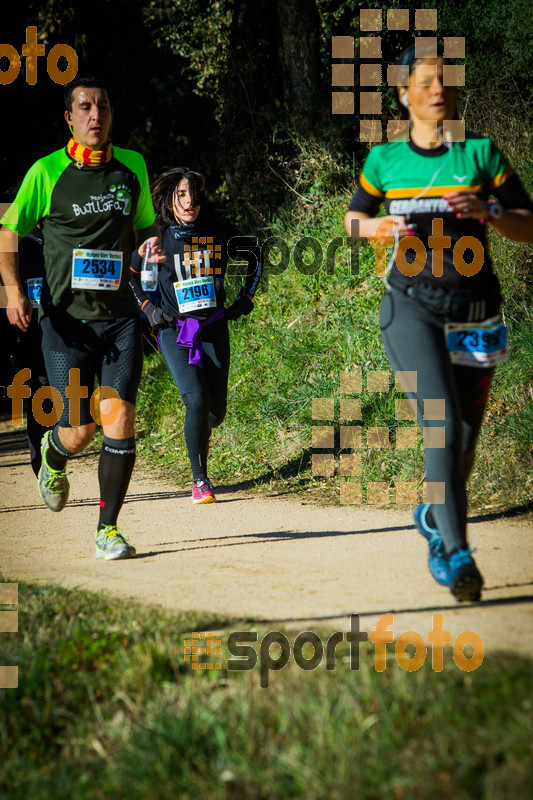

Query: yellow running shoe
[95,525,136,560]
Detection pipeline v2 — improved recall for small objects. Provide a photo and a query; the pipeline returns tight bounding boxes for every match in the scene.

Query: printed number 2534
[82,258,114,275]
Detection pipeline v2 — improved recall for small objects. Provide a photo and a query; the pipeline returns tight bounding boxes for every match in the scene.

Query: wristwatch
[486,201,503,222]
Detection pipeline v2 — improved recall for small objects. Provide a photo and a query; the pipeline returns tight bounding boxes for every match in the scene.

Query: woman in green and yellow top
[345,43,533,602]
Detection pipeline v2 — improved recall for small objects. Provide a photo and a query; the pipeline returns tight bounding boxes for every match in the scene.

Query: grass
[1,581,532,799]
[135,181,533,511]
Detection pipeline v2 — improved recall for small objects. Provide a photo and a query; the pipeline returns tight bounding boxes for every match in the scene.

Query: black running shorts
[40,313,143,427]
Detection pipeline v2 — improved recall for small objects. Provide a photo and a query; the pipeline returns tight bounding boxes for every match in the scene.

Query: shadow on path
[242,593,533,626]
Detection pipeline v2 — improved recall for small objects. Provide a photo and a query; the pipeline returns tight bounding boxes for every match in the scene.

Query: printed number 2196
[183,284,210,300]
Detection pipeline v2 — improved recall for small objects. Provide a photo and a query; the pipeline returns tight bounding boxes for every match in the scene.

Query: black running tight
[380,286,494,554]
[159,321,230,481]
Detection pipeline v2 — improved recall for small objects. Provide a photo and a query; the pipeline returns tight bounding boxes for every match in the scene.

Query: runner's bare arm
[0,233,33,331]
[488,208,533,242]
[443,192,533,242]
[344,211,413,241]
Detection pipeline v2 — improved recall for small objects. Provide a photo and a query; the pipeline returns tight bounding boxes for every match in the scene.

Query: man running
[0,77,163,560]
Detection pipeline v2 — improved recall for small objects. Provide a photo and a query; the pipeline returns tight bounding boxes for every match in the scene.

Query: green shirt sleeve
[359,146,385,198]
[133,154,156,230]
[113,148,156,230]
[1,159,50,237]
[484,140,513,191]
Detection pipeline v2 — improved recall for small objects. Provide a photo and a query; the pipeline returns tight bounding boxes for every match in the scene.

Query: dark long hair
[151,167,206,226]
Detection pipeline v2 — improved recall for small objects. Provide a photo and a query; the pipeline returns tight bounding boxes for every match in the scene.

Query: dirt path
[1,423,532,656]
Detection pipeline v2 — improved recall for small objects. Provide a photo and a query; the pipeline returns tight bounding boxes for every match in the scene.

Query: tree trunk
[220,0,322,217]
[276,0,322,130]
[220,0,281,219]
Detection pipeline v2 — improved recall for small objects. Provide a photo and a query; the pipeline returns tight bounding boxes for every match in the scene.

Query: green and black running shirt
[348,132,533,290]
[3,145,155,320]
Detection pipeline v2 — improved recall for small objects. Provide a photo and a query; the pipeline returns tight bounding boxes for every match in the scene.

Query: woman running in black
[345,44,533,601]
[131,167,261,503]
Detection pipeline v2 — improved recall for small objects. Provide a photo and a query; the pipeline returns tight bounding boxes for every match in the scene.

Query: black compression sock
[46,426,71,471]
[97,436,136,529]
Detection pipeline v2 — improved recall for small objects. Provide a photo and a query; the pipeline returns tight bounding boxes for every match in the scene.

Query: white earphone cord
[383,133,454,289]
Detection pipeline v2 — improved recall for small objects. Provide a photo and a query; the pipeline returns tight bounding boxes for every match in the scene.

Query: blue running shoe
[413,503,450,586]
[448,549,483,602]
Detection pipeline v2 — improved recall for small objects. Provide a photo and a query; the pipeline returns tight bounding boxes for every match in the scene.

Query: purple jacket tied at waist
[173,307,227,367]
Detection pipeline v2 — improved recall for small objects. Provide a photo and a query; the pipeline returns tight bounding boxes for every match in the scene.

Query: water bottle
[140,241,158,292]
